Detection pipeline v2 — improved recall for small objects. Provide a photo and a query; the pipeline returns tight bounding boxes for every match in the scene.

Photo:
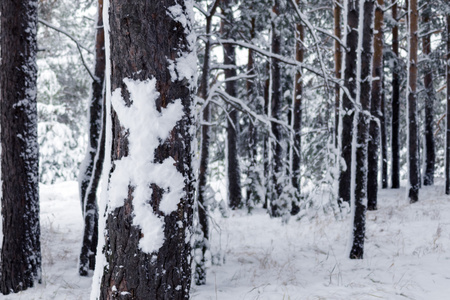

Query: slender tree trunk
[98,0,195,298]
[422,11,435,186]
[367,0,383,211]
[221,0,242,210]
[334,0,342,146]
[263,63,270,209]
[79,0,105,276]
[446,14,450,194]
[391,1,400,189]
[0,0,41,294]
[407,0,419,203]
[381,78,388,188]
[270,1,284,217]
[339,0,359,205]
[350,0,375,260]
[291,0,304,215]
[195,0,219,285]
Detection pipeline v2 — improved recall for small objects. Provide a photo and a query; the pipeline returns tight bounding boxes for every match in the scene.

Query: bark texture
[391,2,400,189]
[0,0,41,294]
[79,0,105,276]
[291,0,304,215]
[270,1,284,216]
[446,14,450,194]
[407,0,419,203]
[221,0,242,210]
[422,9,435,186]
[350,0,375,260]
[334,0,342,146]
[339,0,359,205]
[99,0,195,298]
[367,0,383,211]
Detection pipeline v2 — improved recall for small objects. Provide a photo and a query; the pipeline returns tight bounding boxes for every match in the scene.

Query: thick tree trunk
[195,0,219,286]
[270,1,284,217]
[0,0,41,294]
[291,0,304,215]
[422,11,435,186]
[339,0,359,205]
[407,0,419,203]
[79,0,106,276]
[391,2,400,189]
[334,0,342,146]
[221,0,242,210]
[350,0,375,260]
[367,0,383,211]
[446,14,450,194]
[99,0,195,298]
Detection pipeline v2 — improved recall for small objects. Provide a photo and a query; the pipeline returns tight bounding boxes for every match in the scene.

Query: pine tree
[407,0,420,203]
[446,13,450,195]
[78,0,105,276]
[96,0,195,297]
[0,0,42,293]
[350,0,375,260]
[367,0,384,211]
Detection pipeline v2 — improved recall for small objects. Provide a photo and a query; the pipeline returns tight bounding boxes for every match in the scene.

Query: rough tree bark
[422,8,436,186]
[221,0,242,210]
[391,1,400,189]
[339,0,359,205]
[367,0,383,211]
[407,0,420,203]
[291,0,304,215]
[350,0,375,260]
[446,14,450,195]
[195,0,219,286]
[270,0,284,217]
[98,0,195,298]
[381,79,388,189]
[0,0,42,294]
[78,0,105,276]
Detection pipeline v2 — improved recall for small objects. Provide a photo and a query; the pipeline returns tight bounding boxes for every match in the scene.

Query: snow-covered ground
[3,180,450,299]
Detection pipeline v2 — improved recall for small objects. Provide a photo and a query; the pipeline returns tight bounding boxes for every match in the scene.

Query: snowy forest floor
[2,180,450,299]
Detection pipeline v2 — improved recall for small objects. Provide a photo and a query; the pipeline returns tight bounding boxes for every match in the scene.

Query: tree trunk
[334,0,342,146]
[367,0,383,211]
[381,78,388,189]
[407,0,419,203]
[422,10,435,186]
[263,63,270,209]
[446,14,450,194]
[221,0,242,210]
[391,1,400,189]
[195,0,219,286]
[350,0,375,260]
[339,0,359,205]
[291,0,304,216]
[98,0,195,298]
[0,0,41,294]
[79,0,106,276]
[270,1,284,217]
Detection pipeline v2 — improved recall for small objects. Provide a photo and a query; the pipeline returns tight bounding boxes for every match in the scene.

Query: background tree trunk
[407,0,419,203]
[446,14,450,195]
[0,0,41,294]
[367,0,383,211]
[78,0,105,276]
[334,0,342,146]
[339,0,359,205]
[350,0,375,260]
[291,0,304,215]
[99,0,195,298]
[422,9,436,186]
[381,80,388,189]
[391,1,400,189]
[195,0,219,285]
[221,0,242,210]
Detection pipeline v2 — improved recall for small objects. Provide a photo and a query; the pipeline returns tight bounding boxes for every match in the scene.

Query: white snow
[2,180,450,299]
[109,77,185,253]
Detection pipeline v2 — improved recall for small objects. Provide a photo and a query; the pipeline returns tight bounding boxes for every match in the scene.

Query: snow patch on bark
[108,78,185,253]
